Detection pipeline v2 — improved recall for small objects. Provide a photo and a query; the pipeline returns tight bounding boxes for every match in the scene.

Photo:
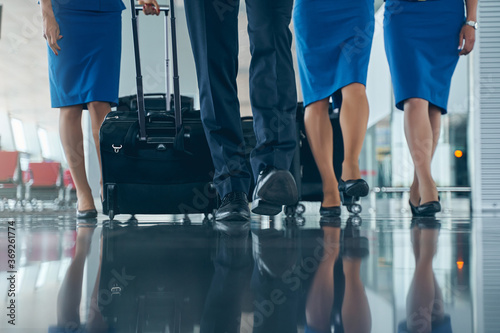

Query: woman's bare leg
[404,98,439,205]
[339,83,369,181]
[409,104,441,206]
[59,105,94,211]
[304,98,341,207]
[87,101,111,197]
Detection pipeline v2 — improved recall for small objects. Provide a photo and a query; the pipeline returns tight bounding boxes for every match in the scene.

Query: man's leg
[246,0,299,215]
[184,0,251,200]
[246,0,297,177]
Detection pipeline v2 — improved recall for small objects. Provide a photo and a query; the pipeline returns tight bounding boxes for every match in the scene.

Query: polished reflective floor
[0,200,499,333]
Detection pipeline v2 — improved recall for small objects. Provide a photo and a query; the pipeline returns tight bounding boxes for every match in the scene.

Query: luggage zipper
[105,116,135,123]
[106,115,200,124]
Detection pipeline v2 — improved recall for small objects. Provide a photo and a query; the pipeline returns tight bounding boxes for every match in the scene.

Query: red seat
[63,169,75,188]
[26,162,61,188]
[0,151,20,183]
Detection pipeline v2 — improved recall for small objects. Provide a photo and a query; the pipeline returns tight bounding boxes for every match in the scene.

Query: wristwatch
[465,21,478,30]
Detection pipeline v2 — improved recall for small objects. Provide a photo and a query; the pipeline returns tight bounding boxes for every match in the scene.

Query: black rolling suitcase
[100,0,216,220]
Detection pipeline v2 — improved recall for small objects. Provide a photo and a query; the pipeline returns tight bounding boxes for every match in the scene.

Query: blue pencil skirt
[384,0,465,114]
[48,7,122,108]
[293,0,375,108]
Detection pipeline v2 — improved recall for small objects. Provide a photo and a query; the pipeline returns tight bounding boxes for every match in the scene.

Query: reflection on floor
[0,200,499,333]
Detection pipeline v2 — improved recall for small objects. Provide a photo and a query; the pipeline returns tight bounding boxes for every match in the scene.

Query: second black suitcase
[100,0,216,220]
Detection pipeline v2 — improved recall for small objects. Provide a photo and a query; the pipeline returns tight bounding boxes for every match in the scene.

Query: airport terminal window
[10,118,27,152]
[38,127,51,159]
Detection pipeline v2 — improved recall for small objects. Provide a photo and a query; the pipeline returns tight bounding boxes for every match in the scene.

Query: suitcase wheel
[285,203,306,217]
[109,209,115,221]
[347,204,362,214]
[296,216,305,226]
[296,203,306,215]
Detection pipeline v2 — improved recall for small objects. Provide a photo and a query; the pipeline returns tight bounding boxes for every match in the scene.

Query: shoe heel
[251,198,283,216]
[340,191,356,206]
[340,191,362,214]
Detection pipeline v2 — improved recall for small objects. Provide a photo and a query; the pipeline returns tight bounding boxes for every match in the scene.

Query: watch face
[468,21,478,29]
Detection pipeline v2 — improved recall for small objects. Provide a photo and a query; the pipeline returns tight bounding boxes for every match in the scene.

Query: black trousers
[184,0,297,199]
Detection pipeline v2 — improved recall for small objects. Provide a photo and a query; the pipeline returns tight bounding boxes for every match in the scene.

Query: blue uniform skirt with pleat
[384,0,465,114]
[48,7,122,108]
[293,0,375,109]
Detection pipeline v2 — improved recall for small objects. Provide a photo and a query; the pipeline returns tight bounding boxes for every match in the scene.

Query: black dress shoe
[251,166,299,216]
[76,209,98,219]
[215,192,251,221]
[415,201,441,216]
[319,206,341,217]
[338,179,370,197]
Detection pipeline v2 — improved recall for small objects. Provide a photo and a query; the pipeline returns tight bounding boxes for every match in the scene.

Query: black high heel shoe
[76,200,98,219]
[77,208,98,219]
[415,201,441,216]
[338,179,369,214]
[338,179,370,197]
[409,200,419,216]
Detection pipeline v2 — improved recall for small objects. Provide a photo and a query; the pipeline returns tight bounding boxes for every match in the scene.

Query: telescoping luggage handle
[130,0,184,150]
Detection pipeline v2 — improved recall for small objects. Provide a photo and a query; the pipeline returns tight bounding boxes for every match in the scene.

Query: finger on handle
[459,38,470,56]
[458,31,464,51]
[154,0,160,14]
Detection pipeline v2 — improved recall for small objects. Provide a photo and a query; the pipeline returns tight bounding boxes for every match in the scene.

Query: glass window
[10,118,27,152]
[37,127,51,158]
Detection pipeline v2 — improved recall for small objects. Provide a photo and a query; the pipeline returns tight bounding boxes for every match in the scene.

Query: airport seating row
[0,150,76,212]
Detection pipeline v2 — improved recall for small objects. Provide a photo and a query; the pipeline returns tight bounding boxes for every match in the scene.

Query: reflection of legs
[342,258,371,333]
[410,225,421,261]
[431,272,445,323]
[404,99,439,205]
[57,227,96,327]
[406,228,439,333]
[201,232,251,333]
[87,235,109,333]
[340,83,369,181]
[59,106,95,211]
[304,99,341,208]
[305,227,340,332]
[409,105,441,206]
[251,265,299,333]
[87,101,111,196]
